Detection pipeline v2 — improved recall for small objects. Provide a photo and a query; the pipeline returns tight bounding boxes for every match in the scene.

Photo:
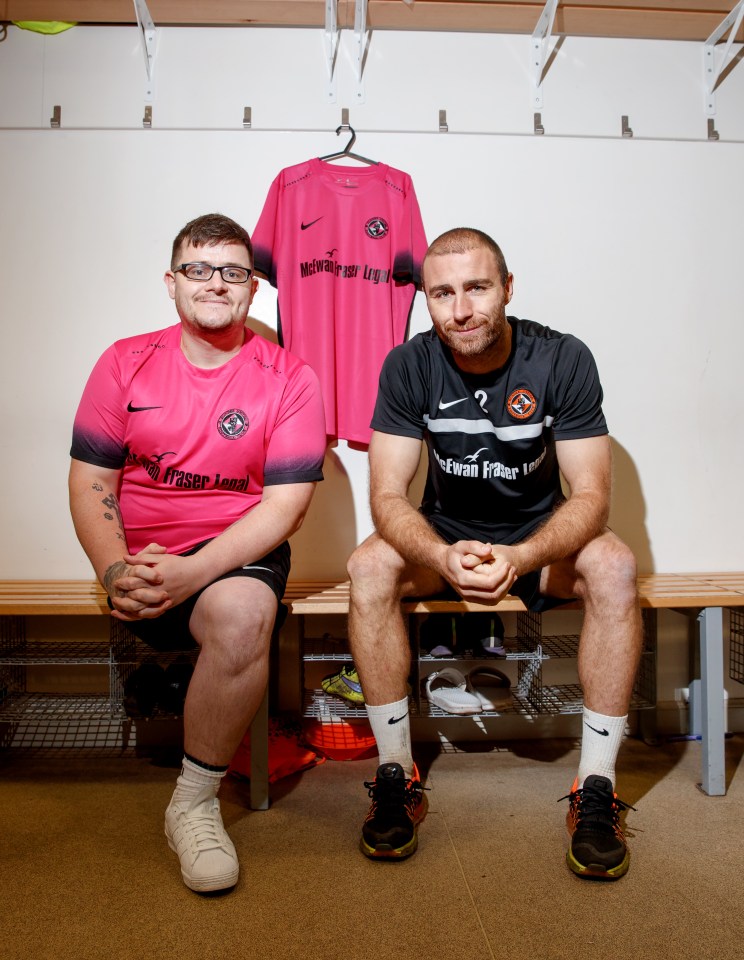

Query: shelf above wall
[3,0,743,44]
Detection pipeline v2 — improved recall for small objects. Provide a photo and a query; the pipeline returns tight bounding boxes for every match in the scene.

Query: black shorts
[426,515,572,614]
[116,539,291,652]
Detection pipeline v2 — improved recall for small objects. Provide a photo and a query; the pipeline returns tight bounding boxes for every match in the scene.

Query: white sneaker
[164,784,239,892]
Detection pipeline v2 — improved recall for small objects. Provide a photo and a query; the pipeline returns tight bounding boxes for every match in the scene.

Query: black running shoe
[360,762,428,860]
[560,774,635,880]
[123,659,166,718]
[160,655,194,715]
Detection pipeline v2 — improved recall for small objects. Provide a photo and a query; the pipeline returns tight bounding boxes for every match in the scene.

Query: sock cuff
[583,707,628,728]
[365,696,409,717]
[183,753,229,775]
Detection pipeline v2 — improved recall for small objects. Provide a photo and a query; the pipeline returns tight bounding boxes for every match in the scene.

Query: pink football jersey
[253,158,427,445]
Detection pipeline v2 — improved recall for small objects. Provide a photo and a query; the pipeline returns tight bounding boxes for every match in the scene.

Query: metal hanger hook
[334,124,356,154]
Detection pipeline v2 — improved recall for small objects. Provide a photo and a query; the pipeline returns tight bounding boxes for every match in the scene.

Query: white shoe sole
[165,826,239,893]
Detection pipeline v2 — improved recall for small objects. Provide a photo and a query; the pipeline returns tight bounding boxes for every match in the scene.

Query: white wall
[1,24,743,584]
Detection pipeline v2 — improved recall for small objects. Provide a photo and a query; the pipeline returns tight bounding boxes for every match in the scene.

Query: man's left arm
[489,435,611,577]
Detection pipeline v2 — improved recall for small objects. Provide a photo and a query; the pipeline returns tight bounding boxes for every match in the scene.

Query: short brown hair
[423,227,509,285]
[171,213,253,270]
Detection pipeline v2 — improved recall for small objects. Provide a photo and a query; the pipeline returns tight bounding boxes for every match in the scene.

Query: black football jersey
[371,318,608,545]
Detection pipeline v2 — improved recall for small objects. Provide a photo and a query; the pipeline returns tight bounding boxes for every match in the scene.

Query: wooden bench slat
[3,574,744,618]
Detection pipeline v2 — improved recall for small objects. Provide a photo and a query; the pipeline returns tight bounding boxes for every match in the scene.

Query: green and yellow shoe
[321,663,365,705]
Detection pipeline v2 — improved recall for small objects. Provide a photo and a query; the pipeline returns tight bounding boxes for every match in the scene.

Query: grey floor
[3,734,744,960]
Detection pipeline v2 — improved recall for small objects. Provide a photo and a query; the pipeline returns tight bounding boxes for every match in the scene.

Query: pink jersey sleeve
[252,171,282,287]
[392,176,427,288]
[264,355,326,485]
[70,343,128,468]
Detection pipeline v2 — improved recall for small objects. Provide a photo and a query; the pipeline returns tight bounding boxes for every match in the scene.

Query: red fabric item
[228,717,325,783]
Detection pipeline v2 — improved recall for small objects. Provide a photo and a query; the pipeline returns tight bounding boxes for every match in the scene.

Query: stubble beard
[440,312,508,361]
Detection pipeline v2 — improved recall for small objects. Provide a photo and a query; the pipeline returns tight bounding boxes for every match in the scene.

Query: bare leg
[185,577,278,765]
[542,530,642,716]
[347,532,444,706]
[164,577,277,892]
[348,534,441,860]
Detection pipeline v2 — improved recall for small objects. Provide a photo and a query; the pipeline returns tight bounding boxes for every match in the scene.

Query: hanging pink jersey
[71,324,326,555]
[252,158,427,445]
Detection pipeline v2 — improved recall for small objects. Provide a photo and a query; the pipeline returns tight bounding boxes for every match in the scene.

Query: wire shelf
[0,693,134,751]
[730,610,744,685]
[0,640,116,665]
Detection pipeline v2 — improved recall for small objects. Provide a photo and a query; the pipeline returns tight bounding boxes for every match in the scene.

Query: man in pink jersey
[69,213,326,894]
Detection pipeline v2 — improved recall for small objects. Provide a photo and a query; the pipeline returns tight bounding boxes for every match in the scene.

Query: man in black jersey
[347,227,641,879]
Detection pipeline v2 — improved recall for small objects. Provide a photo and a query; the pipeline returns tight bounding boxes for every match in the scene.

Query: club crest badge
[365,217,388,239]
[217,409,248,439]
[506,389,537,420]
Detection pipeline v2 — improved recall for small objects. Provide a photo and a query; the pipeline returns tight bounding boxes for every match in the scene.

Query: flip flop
[425,667,482,715]
[419,614,458,657]
[461,612,507,657]
[465,666,512,711]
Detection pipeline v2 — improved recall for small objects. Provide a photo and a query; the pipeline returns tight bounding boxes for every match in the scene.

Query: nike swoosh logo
[439,398,468,410]
[584,722,609,736]
[127,402,163,413]
[301,217,323,230]
[388,713,409,725]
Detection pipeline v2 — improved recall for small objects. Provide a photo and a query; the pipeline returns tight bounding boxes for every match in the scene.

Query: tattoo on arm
[103,560,129,598]
[101,492,126,542]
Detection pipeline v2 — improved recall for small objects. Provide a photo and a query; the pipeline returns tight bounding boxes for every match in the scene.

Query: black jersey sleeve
[550,335,608,440]
[370,341,428,439]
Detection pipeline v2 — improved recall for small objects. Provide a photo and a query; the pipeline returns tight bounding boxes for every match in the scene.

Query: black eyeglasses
[175,262,252,284]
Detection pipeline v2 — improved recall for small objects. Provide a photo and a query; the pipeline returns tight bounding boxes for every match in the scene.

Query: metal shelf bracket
[703,0,744,117]
[133,0,157,126]
[531,0,560,111]
[354,0,369,103]
[324,0,339,104]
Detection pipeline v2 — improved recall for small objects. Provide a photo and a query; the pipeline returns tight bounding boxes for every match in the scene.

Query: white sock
[578,707,627,789]
[171,755,227,805]
[365,697,413,778]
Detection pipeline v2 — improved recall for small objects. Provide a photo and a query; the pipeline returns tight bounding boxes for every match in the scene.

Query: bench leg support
[248,687,270,810]
[699,606,726,796]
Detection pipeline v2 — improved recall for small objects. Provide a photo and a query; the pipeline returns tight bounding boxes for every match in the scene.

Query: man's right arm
[369,430,448,571]
[68,458,168,608]
[369,431,516,601]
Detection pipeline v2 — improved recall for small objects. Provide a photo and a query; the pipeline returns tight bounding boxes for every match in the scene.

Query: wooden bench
[291,573,744,796]
[3,575,744,798]
[0,579,339,810]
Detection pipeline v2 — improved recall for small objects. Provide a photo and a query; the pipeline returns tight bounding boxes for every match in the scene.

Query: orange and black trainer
[360,762,428,860]
[560,774,635,880]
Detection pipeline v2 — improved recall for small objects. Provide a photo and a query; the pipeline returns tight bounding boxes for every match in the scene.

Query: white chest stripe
[423,414,555,442]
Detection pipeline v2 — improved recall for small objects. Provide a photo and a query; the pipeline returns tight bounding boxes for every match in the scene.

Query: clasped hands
[442,540,520,604]
[105,543,200,621]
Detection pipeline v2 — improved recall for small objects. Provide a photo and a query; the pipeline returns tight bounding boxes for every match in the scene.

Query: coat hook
[50,105,61,128]
[534,112,545,135]
[621,115,633,138]
[438,109,448,133]
[243,106,252,129]
[707,118,720,141]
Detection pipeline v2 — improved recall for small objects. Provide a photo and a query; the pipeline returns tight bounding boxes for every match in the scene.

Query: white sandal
[465,666,512,711]
[425,667,483,715]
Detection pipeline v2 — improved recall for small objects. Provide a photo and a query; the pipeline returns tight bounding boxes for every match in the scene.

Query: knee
[347,536,405,606]
[192,594,275,673]
[577,535,638,608]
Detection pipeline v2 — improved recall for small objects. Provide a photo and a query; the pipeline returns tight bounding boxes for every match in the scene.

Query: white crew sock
[365,696,414,778]
[171,755,227,805]
[578,707,627,789]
